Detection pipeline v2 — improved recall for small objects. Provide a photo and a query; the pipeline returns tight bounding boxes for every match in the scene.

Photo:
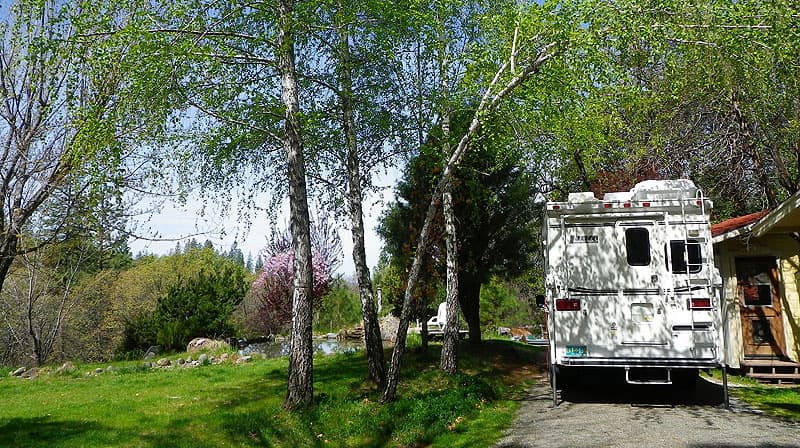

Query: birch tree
[382,0,565,402]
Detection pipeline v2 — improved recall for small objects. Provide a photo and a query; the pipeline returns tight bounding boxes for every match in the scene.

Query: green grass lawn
[703,370,800,421]
[731,385,800,421]
[0,341,545,447]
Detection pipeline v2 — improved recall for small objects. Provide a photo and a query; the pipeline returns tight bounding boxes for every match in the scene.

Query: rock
[324,333,337,339]
[21,368,38,380]
[338,326,365,340]
[144,362,154,369]
[237,355,252,364]
[186,356,193,363]
[156,358,171,367]
[198,354,209,364]
[220,352,229,361]
[10,367,25,377]
[177,357,185,365]
[379,315,400,342]
[186,337,229,353]
[56,362,77,375]
[144,346,159,359]
[106,366,115,373]
[497,326,512,336]
[95,368,104,374]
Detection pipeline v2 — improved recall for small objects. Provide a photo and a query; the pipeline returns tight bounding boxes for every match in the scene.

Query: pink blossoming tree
[249,250,332,335]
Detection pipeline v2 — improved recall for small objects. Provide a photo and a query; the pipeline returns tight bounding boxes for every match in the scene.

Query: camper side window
[667,240,702,273]
[625,228,651,266]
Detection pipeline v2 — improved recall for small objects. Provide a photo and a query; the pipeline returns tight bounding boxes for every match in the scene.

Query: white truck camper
[543,179,729,405]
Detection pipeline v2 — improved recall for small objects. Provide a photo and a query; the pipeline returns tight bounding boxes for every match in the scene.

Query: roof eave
[712,222,758,244]
[751,189,800,238]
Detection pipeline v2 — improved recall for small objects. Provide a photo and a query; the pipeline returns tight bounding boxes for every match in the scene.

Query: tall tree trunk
[458,274,482,344]
[382,192,441,402]
[440,182,459,373]
[279,0,315,410]
[439,35,459,374]
[336,5,386,387]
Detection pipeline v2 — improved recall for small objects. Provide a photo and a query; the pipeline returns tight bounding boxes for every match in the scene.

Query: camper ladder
[679,197,717,358]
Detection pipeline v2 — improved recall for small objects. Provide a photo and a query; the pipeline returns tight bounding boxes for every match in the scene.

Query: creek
[238,338,364,358]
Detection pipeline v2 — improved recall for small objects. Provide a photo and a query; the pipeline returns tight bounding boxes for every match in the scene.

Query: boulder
[237,355,252,364]
[21,368,38,380]
[324,332,337,340]
[56,362,77,375]
[106,366,115,373]
[338,326,365,340]
[144,346,159,360]
[156,358,171,367]
[94,368,104,374]
[186,337,229,353]
[176,358,185,365]
[198,354,209,364]
[10,367,26,377]
[379,315,400,342]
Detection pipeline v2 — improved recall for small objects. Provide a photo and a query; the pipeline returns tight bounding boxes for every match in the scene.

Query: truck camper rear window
[668,240,702,273]
[625,228,651,266]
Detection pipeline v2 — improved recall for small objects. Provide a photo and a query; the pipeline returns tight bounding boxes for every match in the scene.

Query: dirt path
[495,375,800,448]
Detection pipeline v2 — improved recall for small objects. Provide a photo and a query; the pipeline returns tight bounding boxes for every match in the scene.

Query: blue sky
[127,170,399,277]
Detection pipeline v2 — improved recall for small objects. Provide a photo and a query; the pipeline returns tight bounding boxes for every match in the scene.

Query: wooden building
[712,193,800,383]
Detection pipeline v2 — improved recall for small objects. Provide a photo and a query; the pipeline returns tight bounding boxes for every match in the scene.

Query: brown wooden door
[736,257,786,358]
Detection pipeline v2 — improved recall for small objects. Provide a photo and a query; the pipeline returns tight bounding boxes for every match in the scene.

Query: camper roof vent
[567,192,599,203]
[630,179,698,201]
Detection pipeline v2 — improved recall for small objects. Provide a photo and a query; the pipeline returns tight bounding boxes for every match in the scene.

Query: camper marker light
[642,202,651,207]
[603,203,612,208]
[688,298,712,309]
[555,298,581,311]
[623,203,631,208]
[552,205,561,210]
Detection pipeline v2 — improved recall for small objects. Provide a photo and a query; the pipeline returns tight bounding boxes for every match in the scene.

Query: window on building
[736,257,777,307]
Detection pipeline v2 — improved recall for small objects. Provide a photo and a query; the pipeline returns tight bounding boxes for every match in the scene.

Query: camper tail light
[555,298,581,311]
[687,298,712,309]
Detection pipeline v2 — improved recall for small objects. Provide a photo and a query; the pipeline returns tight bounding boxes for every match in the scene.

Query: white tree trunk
[279,0,315,410]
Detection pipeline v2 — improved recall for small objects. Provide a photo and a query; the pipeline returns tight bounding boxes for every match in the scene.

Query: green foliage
[480,277,532,331]
[378,111,540,327]
[157,266,246,349]
[314,280,363,333]
[59,247,252,359]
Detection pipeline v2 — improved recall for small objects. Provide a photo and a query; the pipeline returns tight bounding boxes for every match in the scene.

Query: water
[238,338,364,358]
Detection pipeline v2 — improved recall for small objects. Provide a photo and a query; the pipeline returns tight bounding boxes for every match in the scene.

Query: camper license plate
[566,345,586,357]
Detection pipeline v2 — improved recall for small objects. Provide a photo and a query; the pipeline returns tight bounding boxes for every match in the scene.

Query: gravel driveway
[495,373,800,448]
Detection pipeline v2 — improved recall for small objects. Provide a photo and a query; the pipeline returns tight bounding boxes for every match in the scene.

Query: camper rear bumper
[558,357,719,369]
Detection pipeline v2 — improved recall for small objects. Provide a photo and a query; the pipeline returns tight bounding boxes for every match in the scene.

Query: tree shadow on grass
[0,417,101,447]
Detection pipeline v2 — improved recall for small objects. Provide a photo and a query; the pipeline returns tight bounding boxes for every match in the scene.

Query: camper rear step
[742,359,800,384]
